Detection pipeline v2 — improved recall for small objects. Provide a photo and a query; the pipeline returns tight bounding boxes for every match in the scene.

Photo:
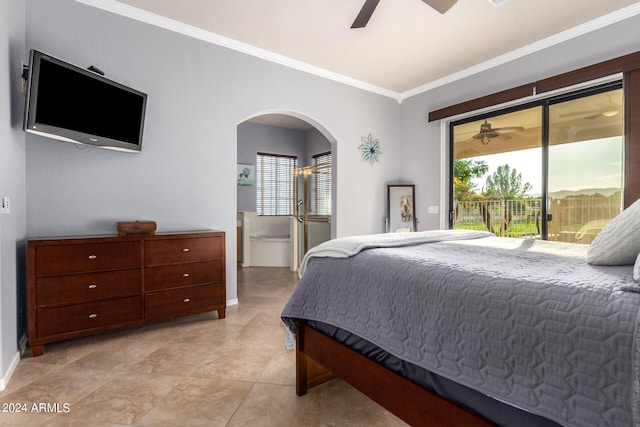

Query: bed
[281,229,640,427]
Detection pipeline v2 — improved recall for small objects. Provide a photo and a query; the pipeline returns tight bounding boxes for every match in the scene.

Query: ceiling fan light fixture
[601,109,620,117]
[467,119,523,144]
[473,130,500,144]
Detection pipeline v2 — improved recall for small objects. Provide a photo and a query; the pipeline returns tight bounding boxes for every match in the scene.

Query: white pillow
[635,252,640,282]
[587,198,640,265]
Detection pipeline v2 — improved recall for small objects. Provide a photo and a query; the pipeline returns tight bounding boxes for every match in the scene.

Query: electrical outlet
[428,205,439,214]
[1,196,10,214]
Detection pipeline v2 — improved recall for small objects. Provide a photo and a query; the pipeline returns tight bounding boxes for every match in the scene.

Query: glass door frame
[448,80,623,240]
[292,162,332,269]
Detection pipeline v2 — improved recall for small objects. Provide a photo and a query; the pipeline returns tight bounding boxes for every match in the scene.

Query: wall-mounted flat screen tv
[24,49,147,153]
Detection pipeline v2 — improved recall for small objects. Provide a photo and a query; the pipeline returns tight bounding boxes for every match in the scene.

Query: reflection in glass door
[292,163,331,270]
[547,88,624,243]
[450,83,624,244]
[451,106,543,238]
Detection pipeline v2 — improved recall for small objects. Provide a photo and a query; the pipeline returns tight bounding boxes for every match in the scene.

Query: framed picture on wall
[237,164,255,186]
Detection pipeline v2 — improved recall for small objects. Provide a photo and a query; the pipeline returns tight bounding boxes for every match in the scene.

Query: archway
[236,111,336,271]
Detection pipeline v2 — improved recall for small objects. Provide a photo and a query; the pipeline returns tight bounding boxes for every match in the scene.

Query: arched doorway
[237,111,336,271]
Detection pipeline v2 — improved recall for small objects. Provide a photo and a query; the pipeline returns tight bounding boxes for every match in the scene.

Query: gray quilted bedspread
[281,235,640,427]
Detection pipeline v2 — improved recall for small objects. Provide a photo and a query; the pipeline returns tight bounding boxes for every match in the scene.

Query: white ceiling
[90,0,640,101]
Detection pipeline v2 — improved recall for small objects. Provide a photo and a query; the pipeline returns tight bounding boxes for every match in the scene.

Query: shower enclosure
[292,162,332,271]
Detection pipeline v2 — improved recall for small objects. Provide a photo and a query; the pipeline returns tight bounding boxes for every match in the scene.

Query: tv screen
[24,50,147,153]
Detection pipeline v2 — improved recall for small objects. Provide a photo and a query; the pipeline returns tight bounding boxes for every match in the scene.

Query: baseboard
[227,298,239,306]
[0,350,21,392]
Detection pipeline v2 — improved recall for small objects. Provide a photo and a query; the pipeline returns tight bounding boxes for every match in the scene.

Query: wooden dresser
[27,230,225,356]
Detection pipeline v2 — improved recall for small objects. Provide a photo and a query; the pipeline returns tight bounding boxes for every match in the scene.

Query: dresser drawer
[36,296,142,337]
[27,231,225,356]
[35,241,141,276]
[145,236,222,266]
[36,269,141,307]
[145,284,224,319]
[145,260,222,291]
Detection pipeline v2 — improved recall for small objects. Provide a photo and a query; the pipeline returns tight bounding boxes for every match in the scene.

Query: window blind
[256,152,297,216]
[313,152,332,216]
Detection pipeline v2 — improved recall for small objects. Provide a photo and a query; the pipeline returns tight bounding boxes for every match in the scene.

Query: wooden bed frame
[295,320,495,426]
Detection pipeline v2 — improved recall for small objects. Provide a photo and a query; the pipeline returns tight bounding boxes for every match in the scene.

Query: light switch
[428,205,439,214]
[1,196,10,214]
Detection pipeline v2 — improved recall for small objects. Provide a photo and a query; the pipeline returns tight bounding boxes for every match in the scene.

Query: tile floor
[0,267,406,426]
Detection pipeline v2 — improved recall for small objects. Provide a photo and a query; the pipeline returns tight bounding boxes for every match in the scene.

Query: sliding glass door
[451,106,543,238]
[450,82,624,243]
[547,88,624,243]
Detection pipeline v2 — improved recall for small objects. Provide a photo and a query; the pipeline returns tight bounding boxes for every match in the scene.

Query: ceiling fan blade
[559,110,599,119]
[351,0,380,28]
[421,0,458,14]
[492,126,524,132]
[584,113,603,120]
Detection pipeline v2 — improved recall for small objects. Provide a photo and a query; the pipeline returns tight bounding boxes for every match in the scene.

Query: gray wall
[0,0,26,386]
[304,129,333,166]
[399,13,640,231]
[24,0,402,309]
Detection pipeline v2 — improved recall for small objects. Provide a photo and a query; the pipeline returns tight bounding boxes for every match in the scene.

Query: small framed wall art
[237,164,255,186]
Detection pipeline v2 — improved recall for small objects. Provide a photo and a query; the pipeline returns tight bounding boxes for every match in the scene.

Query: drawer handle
[89,313,98,319]
[88,284,97,289]
[88,255,97,260]
[182,273,190,278]
[182,248,190,252]
[183,298,190,303]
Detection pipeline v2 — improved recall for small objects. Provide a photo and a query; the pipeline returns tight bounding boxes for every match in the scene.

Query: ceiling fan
[471,119,524,144]
[351,0,458,28]
[558,96,621,120]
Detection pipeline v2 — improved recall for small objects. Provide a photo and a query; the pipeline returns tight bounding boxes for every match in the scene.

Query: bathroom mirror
[387,184,417,232]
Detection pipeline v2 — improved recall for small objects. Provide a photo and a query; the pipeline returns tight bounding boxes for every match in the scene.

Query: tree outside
[485,164,533,234]
[453,159,488,201]
[485,164,532,199]
[454,160,535,236]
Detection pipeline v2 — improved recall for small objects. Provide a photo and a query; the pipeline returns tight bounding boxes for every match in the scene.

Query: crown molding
[75,0,640,104]
[72,0,400,101]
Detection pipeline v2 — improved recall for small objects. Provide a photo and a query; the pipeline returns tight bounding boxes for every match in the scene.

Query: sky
[469,137,623,196]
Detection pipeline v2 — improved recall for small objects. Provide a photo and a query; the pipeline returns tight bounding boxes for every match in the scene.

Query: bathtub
[249,233,291,267]
[239,211,292,268]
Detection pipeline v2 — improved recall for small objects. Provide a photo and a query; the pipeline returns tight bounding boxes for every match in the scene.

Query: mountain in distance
[549,187,621,199]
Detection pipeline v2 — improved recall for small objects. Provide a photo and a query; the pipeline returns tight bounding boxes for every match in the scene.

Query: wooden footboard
[295,320,495,427]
